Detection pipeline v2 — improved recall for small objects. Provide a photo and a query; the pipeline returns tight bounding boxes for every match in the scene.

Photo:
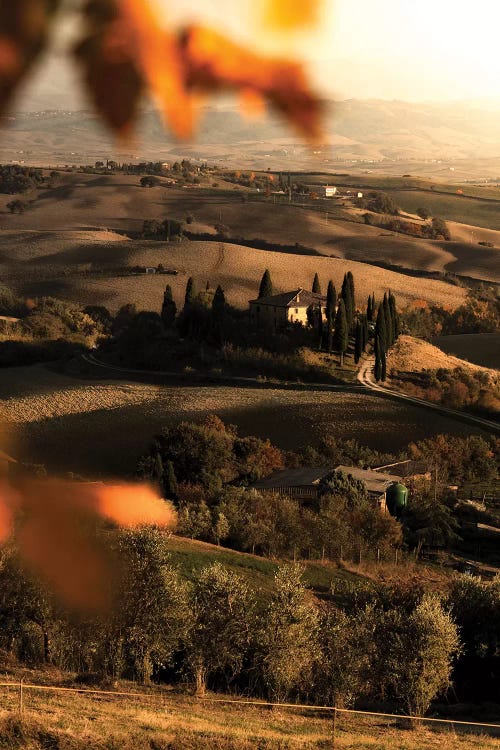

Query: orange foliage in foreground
[0,480,176,611]
[0,0,324,141]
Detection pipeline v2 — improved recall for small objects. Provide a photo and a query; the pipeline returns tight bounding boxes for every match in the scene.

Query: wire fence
[0,680,500,748]
[1,679,500,746]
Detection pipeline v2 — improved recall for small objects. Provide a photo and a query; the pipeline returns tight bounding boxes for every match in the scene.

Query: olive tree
[376,594,460,716]
[258,564,320,702]
[186,563,254,695]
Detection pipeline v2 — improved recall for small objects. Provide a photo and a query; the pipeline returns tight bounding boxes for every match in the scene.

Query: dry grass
[0,171,497,287]
[0,678,498,750]
[3,232,468,314]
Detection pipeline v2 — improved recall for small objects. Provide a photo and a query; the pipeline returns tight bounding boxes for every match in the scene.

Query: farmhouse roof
[251,467,332,490]
[249,289,326,308]
[335,466,401,495]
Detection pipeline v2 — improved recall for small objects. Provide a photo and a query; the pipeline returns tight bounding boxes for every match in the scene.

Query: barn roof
[251,467,332,490]
[335,466,401,495]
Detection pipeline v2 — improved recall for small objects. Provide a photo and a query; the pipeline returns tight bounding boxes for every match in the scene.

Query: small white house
[324,186,337,198]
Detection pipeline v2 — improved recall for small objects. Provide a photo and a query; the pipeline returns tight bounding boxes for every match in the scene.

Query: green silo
[386,482,408,519]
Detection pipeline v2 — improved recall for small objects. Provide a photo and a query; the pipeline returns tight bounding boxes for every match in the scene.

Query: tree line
[1,534,483,717]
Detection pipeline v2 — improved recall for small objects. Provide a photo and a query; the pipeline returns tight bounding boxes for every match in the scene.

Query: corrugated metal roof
[252,467,332,490]
[335,466,401,495]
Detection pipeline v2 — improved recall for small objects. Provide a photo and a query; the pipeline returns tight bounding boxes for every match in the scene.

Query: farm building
[251,468,333,501]
[251,465,404,513]
[249,289,326,329]
[324,186,337,197]
[335,466,404,512]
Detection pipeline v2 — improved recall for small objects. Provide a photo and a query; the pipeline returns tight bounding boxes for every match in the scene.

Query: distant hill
[2,95,500,172]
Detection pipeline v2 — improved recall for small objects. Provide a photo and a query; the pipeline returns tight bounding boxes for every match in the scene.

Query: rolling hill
[0,233,468,313]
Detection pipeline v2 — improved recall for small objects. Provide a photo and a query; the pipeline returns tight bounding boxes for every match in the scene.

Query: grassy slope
[0,173,498,290]
[1,686,498,749]
[1,233,468,313]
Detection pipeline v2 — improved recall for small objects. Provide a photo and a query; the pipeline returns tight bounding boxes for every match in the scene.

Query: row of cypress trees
[374,292,400,382]
[161,277,227,343]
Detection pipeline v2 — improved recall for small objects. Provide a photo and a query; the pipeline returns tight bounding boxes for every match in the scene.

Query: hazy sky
[21,0,500,109]
[152,0,500,101]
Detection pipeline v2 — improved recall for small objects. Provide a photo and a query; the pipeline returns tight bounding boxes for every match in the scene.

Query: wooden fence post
[18,679,24,717]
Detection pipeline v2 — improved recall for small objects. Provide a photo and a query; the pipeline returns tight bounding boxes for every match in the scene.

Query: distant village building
[145,267,157,275]
[249,289,326,330]
[324,186,337,197]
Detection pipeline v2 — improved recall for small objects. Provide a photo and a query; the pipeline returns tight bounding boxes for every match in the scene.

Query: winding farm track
[82,353,500,436]
[357,357,500,436]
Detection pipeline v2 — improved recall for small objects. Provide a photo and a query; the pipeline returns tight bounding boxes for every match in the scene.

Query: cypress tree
[212,285,226,344]
[367,293,376,322]
[354,320,362,364]
[347,271,355,320]
[383,293,393,347]
[374,347,382,381]
[333,298,349,366]
[184,277,196,309]
[312,273,321,295]
[341,274,353,327]
[389,292,399,342]
[161,284,177,328]
[381,348,387,381]
[163,459,179,500]
[326,280,337,352]
[258,269,273,299]
[375,302,387,352]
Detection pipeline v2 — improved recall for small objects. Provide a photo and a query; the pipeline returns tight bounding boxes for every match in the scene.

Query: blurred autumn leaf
[0,0,323,140]
[0,479,177,611]
[262,0,322,30]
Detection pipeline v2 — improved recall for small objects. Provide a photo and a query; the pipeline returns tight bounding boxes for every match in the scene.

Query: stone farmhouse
[249,288,327,330]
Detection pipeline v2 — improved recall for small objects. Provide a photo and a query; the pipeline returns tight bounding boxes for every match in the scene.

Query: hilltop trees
[258,270,273,299]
